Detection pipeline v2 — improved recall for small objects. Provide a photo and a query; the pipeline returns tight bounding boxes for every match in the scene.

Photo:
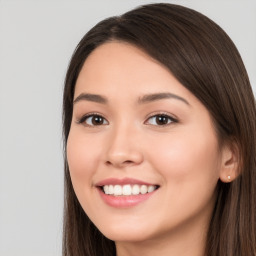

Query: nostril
[105,160,135,166]
[105,151,144,167]
[123,160,133,164]
[106,161,113,166]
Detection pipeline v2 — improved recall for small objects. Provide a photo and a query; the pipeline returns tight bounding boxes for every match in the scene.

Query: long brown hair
[62,3,256,256]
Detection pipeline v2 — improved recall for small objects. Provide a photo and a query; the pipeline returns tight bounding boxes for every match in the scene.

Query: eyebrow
[73,93,108,105]
[73,92,190,106]
[138,92,190,106]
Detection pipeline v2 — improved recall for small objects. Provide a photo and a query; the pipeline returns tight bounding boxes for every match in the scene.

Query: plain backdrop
[0,1,255,255]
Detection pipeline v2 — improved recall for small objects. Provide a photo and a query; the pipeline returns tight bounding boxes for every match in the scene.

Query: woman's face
[67,42,225,243]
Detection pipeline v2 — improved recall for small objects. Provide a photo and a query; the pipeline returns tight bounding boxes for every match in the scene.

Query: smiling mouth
[100,184,159,196]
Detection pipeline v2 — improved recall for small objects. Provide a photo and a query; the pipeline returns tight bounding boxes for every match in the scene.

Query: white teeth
[123,184,132,195]
[103,185,109,194]
[114,185,122,196]
[108,185,114,195]
[140,185,147,194]
[102,184,157,196]
[132,184,140,195]
[148,185,155,193]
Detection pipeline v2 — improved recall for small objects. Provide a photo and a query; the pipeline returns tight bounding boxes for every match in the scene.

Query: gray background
[0,1,255,255]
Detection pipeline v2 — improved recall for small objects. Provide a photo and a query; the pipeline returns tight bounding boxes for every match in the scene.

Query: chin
[96,222,155,242]
[103,231,152,243]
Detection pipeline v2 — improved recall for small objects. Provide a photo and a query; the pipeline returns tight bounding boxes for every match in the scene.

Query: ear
[219,141,240,183]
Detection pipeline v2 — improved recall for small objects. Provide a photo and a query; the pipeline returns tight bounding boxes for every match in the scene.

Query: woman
[62,3,256,256]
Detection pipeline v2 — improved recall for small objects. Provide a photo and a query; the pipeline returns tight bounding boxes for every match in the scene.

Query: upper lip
[95,178,158,187]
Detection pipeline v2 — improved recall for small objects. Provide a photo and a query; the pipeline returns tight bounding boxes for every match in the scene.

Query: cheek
[148,129,221,186]
[66,129,101,187]
[144,130,221,228]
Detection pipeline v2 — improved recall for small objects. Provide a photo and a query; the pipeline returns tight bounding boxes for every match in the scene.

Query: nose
[104,125,144,168]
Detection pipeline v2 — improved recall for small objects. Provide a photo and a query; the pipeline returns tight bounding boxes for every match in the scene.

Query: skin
[67,41,236,256]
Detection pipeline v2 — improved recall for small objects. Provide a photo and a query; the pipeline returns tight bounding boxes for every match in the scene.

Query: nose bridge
[105,119,143,167]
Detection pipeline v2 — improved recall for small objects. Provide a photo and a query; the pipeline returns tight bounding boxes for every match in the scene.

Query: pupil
[157,115,168,125]
[92,116,103,125]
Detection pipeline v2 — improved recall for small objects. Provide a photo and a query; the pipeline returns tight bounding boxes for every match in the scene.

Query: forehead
[76,41,167,89]
[74,41,194,101]
[82,41,158,71]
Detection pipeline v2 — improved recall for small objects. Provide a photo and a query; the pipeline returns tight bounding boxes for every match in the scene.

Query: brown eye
[79,114,108,126]
[146,114,177,126]
[91,115,104,125]
[155,115,169,125]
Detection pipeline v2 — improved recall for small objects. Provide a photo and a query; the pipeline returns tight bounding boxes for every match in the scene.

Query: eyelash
[77,113,108,127]
[145,112,178,126]
[77,112,178,127]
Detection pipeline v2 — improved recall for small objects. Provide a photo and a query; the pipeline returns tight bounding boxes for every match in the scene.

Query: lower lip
[97,188,157,208]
